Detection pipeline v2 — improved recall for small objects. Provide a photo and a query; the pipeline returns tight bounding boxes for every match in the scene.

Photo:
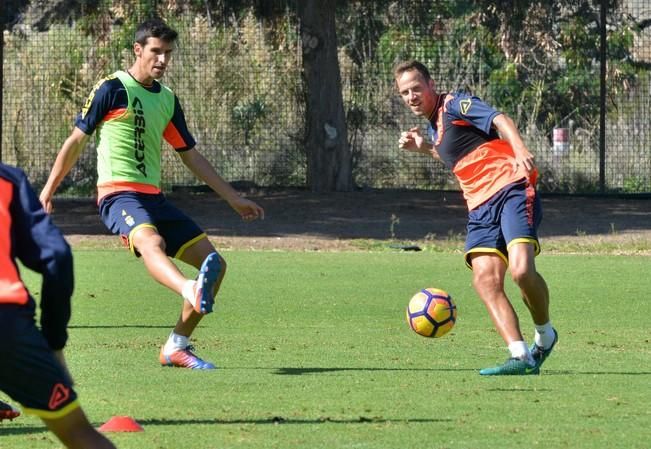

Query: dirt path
[54,189,651,253]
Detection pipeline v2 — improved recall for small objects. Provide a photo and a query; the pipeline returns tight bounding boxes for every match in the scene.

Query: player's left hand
[230,197,265,221]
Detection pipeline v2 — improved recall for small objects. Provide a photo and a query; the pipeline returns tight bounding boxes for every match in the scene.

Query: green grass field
[2,250,650,449]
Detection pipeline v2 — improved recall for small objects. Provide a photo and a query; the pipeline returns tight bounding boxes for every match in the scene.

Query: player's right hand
[230,196,265,222]
[398,126,425,152]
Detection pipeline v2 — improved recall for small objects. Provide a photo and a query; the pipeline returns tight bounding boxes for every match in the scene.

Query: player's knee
[510,264,535,286]
[472,269,501,294]
[136,233,167,255]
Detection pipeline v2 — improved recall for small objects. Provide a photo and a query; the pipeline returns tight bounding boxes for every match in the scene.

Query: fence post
[599,0,607,193]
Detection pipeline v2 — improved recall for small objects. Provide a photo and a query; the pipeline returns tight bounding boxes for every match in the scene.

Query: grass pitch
[2,250,649,448]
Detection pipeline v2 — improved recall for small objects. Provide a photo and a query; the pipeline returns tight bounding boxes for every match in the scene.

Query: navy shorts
[0,305,79,418]
[464,180,542,269]
[99,192,206,259]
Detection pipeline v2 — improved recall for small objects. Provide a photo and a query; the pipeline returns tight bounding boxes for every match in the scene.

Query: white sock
[534,322,556,349]
[181,280,197,306]
[508,340,534,365]
[163,332,189,356]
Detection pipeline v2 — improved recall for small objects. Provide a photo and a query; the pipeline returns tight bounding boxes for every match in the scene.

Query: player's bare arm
[493,114,535,174]
[40,127,90,213]
[178,148,265,221]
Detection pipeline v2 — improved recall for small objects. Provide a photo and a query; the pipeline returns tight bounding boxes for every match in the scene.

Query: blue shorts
[99,192,206,259]
[0,305,79,419]
[464,180,542,269]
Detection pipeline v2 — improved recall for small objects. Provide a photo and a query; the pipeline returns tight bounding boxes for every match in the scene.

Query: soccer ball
[406,288,457,338]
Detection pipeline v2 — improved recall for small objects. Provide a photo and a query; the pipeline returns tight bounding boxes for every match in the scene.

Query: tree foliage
[10,0,642,134]
[3,0,649,192]
[333,0,641,132]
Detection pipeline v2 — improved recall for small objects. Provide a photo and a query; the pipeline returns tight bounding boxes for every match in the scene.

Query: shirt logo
[132,96,147,177]
[48,383,71,410]
[460,99,472,115]
[122,209,135,227]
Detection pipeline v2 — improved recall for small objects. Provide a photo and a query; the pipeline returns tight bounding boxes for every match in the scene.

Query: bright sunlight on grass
[5,250,650,449]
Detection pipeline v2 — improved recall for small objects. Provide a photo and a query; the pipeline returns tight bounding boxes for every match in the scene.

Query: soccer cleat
[0,401,20,421]
[530,328,558,370]
[479,357,539,376]
[192,252,221,314]
[159,345,216,370]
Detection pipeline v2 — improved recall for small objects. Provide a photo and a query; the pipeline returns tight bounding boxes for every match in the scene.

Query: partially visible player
[394,60,557,375]
[39,18,264,369]
[0,163,116,448]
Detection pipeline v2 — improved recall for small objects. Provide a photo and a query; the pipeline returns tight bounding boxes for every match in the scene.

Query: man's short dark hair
[135,18,178,45]
[393,60,432,82]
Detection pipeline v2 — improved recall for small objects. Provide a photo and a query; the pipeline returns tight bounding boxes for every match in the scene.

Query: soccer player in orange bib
[40,18,264,370]
[394,60,557,375]
[0,163,116,448]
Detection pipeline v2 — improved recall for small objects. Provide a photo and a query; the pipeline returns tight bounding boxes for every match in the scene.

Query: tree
[297,0,352,192]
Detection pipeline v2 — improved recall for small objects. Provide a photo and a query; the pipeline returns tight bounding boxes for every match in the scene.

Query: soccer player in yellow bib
[40,18,264,370]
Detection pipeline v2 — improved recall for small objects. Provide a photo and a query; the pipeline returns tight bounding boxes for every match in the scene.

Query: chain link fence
[2,1,650,196]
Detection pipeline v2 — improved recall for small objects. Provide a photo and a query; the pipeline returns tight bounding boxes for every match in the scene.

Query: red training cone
[98,416,144,432]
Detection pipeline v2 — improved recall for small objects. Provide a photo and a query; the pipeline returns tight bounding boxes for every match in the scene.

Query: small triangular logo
[48,383,71,410]
[460,99,472,115]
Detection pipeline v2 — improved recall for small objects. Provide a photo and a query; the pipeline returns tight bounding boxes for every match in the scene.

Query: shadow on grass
[272,367,476,375]
[544,370,651,376]
[138,416,452,425]
[69,325,178,329]
[237,367,651,376]
[0,416,451,436]
[0,426,49,436]
[486,388,553,392]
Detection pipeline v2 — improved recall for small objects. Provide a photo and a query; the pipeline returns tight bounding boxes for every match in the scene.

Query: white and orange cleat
[159,345,216,370]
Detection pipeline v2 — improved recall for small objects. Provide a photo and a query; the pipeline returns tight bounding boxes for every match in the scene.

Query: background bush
[2,0,650,195]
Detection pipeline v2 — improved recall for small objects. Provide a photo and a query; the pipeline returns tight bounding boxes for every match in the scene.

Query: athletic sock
[534,322,556,349]
[508,340,535,365]
[163,332,189,356]
[181,280,197,306]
